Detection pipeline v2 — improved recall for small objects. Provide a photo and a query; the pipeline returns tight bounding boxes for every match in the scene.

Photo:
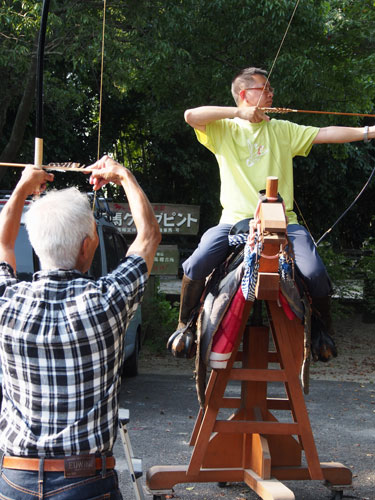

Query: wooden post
[266,176,278,200]
[255,177,286,301]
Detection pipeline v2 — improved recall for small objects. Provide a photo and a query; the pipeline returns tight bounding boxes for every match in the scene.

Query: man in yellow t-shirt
[171,67,375,350]
[195,116,318,225]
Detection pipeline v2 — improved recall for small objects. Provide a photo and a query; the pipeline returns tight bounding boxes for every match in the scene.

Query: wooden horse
[146,177,352,500]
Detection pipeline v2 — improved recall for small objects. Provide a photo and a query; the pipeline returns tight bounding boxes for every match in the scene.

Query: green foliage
[318,234,375,320]
[141,279,179,353]
[1,0,375,246]
[111,0,375,242]
[318,242,353,284]
[316,242,357,318]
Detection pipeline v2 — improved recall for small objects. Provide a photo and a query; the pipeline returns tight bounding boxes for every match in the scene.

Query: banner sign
[109,202,200,235]
[151,245,180,275]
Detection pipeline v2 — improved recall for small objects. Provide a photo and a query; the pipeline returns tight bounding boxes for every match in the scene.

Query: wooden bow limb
[34,0,51,168]
[0,162,92,173]
[260,107,375,118]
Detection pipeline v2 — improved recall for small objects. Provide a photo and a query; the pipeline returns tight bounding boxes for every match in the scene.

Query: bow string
[258,0,375,246]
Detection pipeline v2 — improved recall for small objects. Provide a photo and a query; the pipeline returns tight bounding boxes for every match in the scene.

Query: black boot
[167,275,206,358]
[312,296,335,337]
[311,296,337,362]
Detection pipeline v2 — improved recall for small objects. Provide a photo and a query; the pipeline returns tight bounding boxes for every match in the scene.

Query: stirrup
[167,324,196,359]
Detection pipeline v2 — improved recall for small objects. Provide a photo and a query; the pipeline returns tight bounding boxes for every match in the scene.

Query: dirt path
[309,314,375,383]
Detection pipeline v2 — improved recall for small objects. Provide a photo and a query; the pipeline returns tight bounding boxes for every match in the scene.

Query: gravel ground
[123,313,374,500]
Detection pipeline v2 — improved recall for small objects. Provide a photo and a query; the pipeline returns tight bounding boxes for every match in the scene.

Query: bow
[261,0,375,245]
[34,0,50,168]
[315,165,375,246]
[1,0,105,175]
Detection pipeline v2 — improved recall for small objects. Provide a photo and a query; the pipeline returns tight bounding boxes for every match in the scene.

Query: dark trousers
[182,223,331,298]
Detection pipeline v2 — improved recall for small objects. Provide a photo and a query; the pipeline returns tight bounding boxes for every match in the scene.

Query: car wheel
[123,330,140,377]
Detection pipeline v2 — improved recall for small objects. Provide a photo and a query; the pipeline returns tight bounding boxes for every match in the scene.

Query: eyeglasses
[244,86,274,94]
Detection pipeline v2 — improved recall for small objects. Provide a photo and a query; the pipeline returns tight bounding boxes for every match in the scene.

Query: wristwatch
[364,125,371,143]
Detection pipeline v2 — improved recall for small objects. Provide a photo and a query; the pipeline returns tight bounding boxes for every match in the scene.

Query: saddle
[168,216,337,406]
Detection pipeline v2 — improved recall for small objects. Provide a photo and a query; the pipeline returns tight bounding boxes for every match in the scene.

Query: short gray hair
[231,67,268,105]
[25,187,95,270]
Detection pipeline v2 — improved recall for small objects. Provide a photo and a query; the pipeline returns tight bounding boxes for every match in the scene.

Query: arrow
[261,107,375,118]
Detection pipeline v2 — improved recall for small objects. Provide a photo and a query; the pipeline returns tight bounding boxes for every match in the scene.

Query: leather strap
[3,455,115,473]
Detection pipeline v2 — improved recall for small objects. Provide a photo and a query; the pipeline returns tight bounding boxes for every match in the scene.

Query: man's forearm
[88,156,161,272]
[184,106,239,128]
[0,184,29,268]
[120,169,161,271]
[0,167,53,268]
[120,169,158,238]
[313,125,375,144]
[184,105,269,129]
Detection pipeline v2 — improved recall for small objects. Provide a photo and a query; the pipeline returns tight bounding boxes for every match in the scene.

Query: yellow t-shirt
[195,118,319,225]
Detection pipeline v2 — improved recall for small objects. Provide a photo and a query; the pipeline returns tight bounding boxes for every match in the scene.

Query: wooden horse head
[255,176,287,301]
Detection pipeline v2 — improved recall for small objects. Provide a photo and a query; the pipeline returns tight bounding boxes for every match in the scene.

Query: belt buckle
[64,455,96,478]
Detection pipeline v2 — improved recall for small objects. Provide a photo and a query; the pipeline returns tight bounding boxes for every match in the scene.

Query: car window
[15,226,35,281]
[113,232,128,260]
[104,228,129,273]
[89,245,102,280]
[103,229,119,273]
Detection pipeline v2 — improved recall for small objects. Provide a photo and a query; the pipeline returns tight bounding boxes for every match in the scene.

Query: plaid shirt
[0,255,147,457]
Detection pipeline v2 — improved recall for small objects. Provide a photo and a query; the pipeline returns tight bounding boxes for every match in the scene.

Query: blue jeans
[287,224,332,297]
[0,461,123,500]
[183,223,331,298]
[183,224,232,280]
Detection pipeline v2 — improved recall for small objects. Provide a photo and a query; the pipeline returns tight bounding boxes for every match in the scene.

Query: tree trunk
[0,45,38,182]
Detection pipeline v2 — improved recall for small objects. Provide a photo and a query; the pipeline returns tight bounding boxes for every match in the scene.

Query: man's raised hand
[19,165,54,196]
[87,155,126,191]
